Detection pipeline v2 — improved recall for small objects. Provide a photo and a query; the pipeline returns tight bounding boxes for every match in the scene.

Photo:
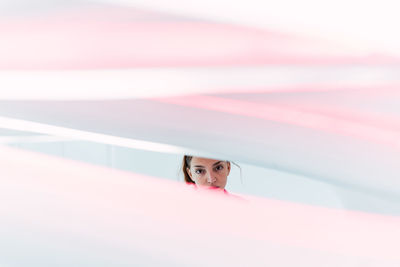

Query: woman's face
[186,157,230,189]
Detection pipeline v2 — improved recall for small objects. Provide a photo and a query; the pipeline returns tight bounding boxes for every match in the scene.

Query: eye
[215,165,224,171]
[195,169,204,174]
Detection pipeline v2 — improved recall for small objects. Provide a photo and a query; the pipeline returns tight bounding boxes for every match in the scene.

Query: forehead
[190,157,222,167]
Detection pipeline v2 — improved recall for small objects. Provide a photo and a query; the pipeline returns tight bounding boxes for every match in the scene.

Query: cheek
[195,180,208,186]
[218,170,228,178]
[220,174,228,182]
[218,172,228,183]
[193,175,207,185]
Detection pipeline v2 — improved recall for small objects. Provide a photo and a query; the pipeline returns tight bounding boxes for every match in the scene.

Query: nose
[206,172,217,184]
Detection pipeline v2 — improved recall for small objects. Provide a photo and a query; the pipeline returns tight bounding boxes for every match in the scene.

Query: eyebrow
[193,161,223,168]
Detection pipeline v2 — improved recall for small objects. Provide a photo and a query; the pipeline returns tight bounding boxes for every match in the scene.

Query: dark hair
[182,155,195,184]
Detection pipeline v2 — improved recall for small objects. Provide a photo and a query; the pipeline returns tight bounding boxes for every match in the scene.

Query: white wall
[5,132,400,216]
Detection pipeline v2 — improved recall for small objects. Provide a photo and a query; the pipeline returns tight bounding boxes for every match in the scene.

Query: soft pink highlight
[1,146,400,265]
[153,94,400,150]
[1,6,399,70]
